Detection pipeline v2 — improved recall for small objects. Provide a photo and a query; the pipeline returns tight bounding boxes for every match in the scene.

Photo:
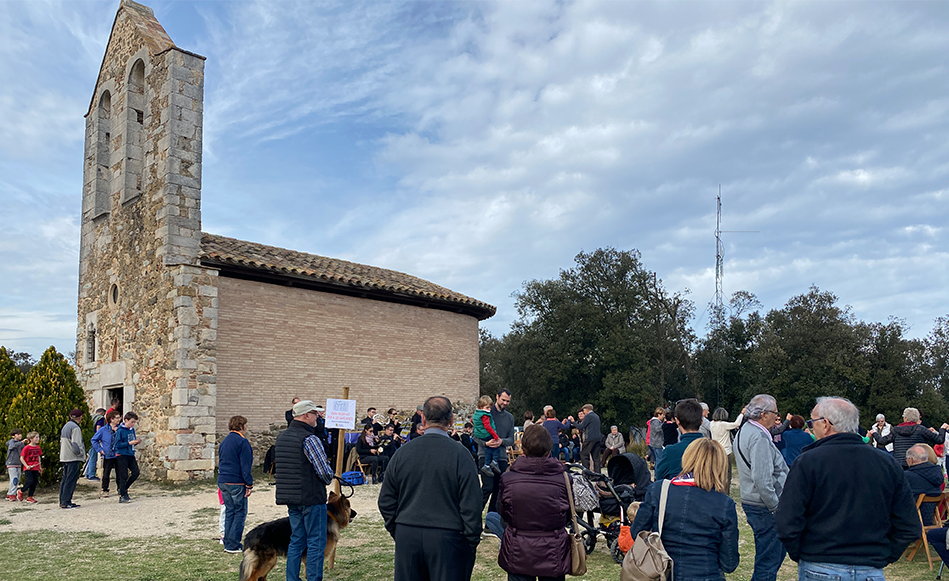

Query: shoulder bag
[570,472,600,512]
[564,472,587,576]
[621,479,673,581]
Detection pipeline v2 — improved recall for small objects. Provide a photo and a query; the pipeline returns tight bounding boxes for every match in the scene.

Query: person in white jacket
[869,414,893,453]
[710,407,745,492]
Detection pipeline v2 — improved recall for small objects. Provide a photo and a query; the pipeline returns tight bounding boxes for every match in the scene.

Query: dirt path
[0,476,384,538]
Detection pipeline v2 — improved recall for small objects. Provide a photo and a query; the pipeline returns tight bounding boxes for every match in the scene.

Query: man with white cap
[275,400,335,581]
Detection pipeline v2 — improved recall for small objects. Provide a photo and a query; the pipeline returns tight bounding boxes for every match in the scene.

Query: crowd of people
[630,396,949,581]
[5,399,141,508]
[373,391,949,581]
[9,389,949,581]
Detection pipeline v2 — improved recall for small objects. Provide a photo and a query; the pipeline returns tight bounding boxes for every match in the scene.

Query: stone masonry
[77,1,217,480]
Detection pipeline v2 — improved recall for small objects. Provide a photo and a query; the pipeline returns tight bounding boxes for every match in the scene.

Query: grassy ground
[0,467,941,581]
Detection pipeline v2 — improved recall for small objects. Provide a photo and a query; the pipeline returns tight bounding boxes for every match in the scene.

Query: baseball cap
[292,400,319,416]
[70,409,84,418]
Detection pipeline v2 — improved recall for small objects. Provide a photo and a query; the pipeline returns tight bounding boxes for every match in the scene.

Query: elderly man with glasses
[734,394,789,581]
[776,397,919,581]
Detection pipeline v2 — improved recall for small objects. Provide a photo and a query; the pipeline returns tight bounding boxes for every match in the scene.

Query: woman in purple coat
[497,424,571,581]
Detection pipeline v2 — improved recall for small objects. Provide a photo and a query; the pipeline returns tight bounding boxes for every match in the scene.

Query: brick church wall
[214,276,480,436]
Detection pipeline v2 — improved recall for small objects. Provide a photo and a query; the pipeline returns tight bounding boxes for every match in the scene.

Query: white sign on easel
[325,398,357,430]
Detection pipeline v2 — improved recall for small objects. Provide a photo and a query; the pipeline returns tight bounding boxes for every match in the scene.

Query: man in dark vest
[378,396,482,581]
[275,400,335,581]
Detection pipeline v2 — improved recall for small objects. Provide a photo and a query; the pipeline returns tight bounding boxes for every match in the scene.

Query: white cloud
[3,0,949,355]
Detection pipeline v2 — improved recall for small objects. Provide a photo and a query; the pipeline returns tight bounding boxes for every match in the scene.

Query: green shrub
[7,346,90,486]
[626,439,648,458]
[0,347,26,434]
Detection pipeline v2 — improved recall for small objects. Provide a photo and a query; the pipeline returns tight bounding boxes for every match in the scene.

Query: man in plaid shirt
[275,400,335,581]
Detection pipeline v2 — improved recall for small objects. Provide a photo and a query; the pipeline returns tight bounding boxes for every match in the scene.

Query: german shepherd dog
[239,492,356,581]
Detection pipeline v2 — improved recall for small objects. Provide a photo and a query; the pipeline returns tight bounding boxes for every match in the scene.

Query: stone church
[76,1,494,480]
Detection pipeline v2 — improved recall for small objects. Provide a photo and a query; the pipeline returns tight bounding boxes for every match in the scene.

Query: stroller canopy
[607,453,651,499]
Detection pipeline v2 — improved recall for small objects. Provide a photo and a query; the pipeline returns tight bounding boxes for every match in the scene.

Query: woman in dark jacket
[630,438,739,581]
[497,424,571,581]
[870,407,949,468]
[356,425,388,484]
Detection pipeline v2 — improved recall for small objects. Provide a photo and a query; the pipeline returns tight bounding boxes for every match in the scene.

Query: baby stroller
[602,453,651,563]
[606,453,651,503]
[566,462,637,558]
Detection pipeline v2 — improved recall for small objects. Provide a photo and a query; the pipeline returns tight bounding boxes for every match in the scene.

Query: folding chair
[344,447,372,479]
[507,431,524,464]
[905,492,949,570]
[355,457,373,480]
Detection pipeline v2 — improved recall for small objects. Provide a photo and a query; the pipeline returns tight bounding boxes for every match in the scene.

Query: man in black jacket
[573,403,603,472]
[905,444,944,525]
[275,400,335,581]
[776,397,920,580]
[378,396,482,581]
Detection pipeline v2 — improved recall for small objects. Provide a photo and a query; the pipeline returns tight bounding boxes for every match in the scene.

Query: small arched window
[85,323,97,364]
[123,59,146,203]
[92,90,112,218]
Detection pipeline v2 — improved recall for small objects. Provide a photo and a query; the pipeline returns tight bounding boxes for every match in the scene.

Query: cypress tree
[8,346,90,486]
[0,346,26,435]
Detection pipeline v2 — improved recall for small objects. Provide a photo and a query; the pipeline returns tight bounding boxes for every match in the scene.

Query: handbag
[564,472,587,576]
[621,479,673,581]
[569,472,600,512]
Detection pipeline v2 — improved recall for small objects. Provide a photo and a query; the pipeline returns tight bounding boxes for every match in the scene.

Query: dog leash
[333,475,355,499]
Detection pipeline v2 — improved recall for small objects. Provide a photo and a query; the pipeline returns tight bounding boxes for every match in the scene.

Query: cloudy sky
[1,0,948,358]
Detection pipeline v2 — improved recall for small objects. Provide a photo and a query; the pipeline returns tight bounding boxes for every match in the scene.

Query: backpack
[621,479,673,581]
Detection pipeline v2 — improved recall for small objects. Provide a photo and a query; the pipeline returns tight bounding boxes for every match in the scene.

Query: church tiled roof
[200,233,496,320]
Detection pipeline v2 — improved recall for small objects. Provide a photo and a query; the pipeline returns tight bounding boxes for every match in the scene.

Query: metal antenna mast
[714,187,725,327]
[713,186,757,404]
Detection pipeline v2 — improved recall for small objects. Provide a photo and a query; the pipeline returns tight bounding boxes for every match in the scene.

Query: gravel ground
[0,475,384,538]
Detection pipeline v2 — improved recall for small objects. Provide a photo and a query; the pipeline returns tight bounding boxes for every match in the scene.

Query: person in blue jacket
[631,437,740,581]
[112,411,141,503]
[780,415,815,466]
[90,410,121,498]
[218,415,254,553]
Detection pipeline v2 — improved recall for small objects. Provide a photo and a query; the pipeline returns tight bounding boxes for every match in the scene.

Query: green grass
[0,531,240,581]
[0,517,938,581]
[0,462,940,580]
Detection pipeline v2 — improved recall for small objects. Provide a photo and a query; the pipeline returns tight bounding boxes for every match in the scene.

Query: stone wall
[214,276,480,435]
[76,1,215,480]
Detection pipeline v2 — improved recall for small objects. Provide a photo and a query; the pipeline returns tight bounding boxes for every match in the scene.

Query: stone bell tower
[77,0,220,480]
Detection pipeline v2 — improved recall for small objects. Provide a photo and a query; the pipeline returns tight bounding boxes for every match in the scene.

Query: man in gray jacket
[734,394,789,581]
[59,408,85,509]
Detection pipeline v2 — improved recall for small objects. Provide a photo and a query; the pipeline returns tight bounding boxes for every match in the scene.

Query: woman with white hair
[870,407,949,468]
[868,413,893,453]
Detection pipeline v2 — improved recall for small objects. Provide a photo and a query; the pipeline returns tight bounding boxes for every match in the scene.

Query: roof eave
[201,258,496,321]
